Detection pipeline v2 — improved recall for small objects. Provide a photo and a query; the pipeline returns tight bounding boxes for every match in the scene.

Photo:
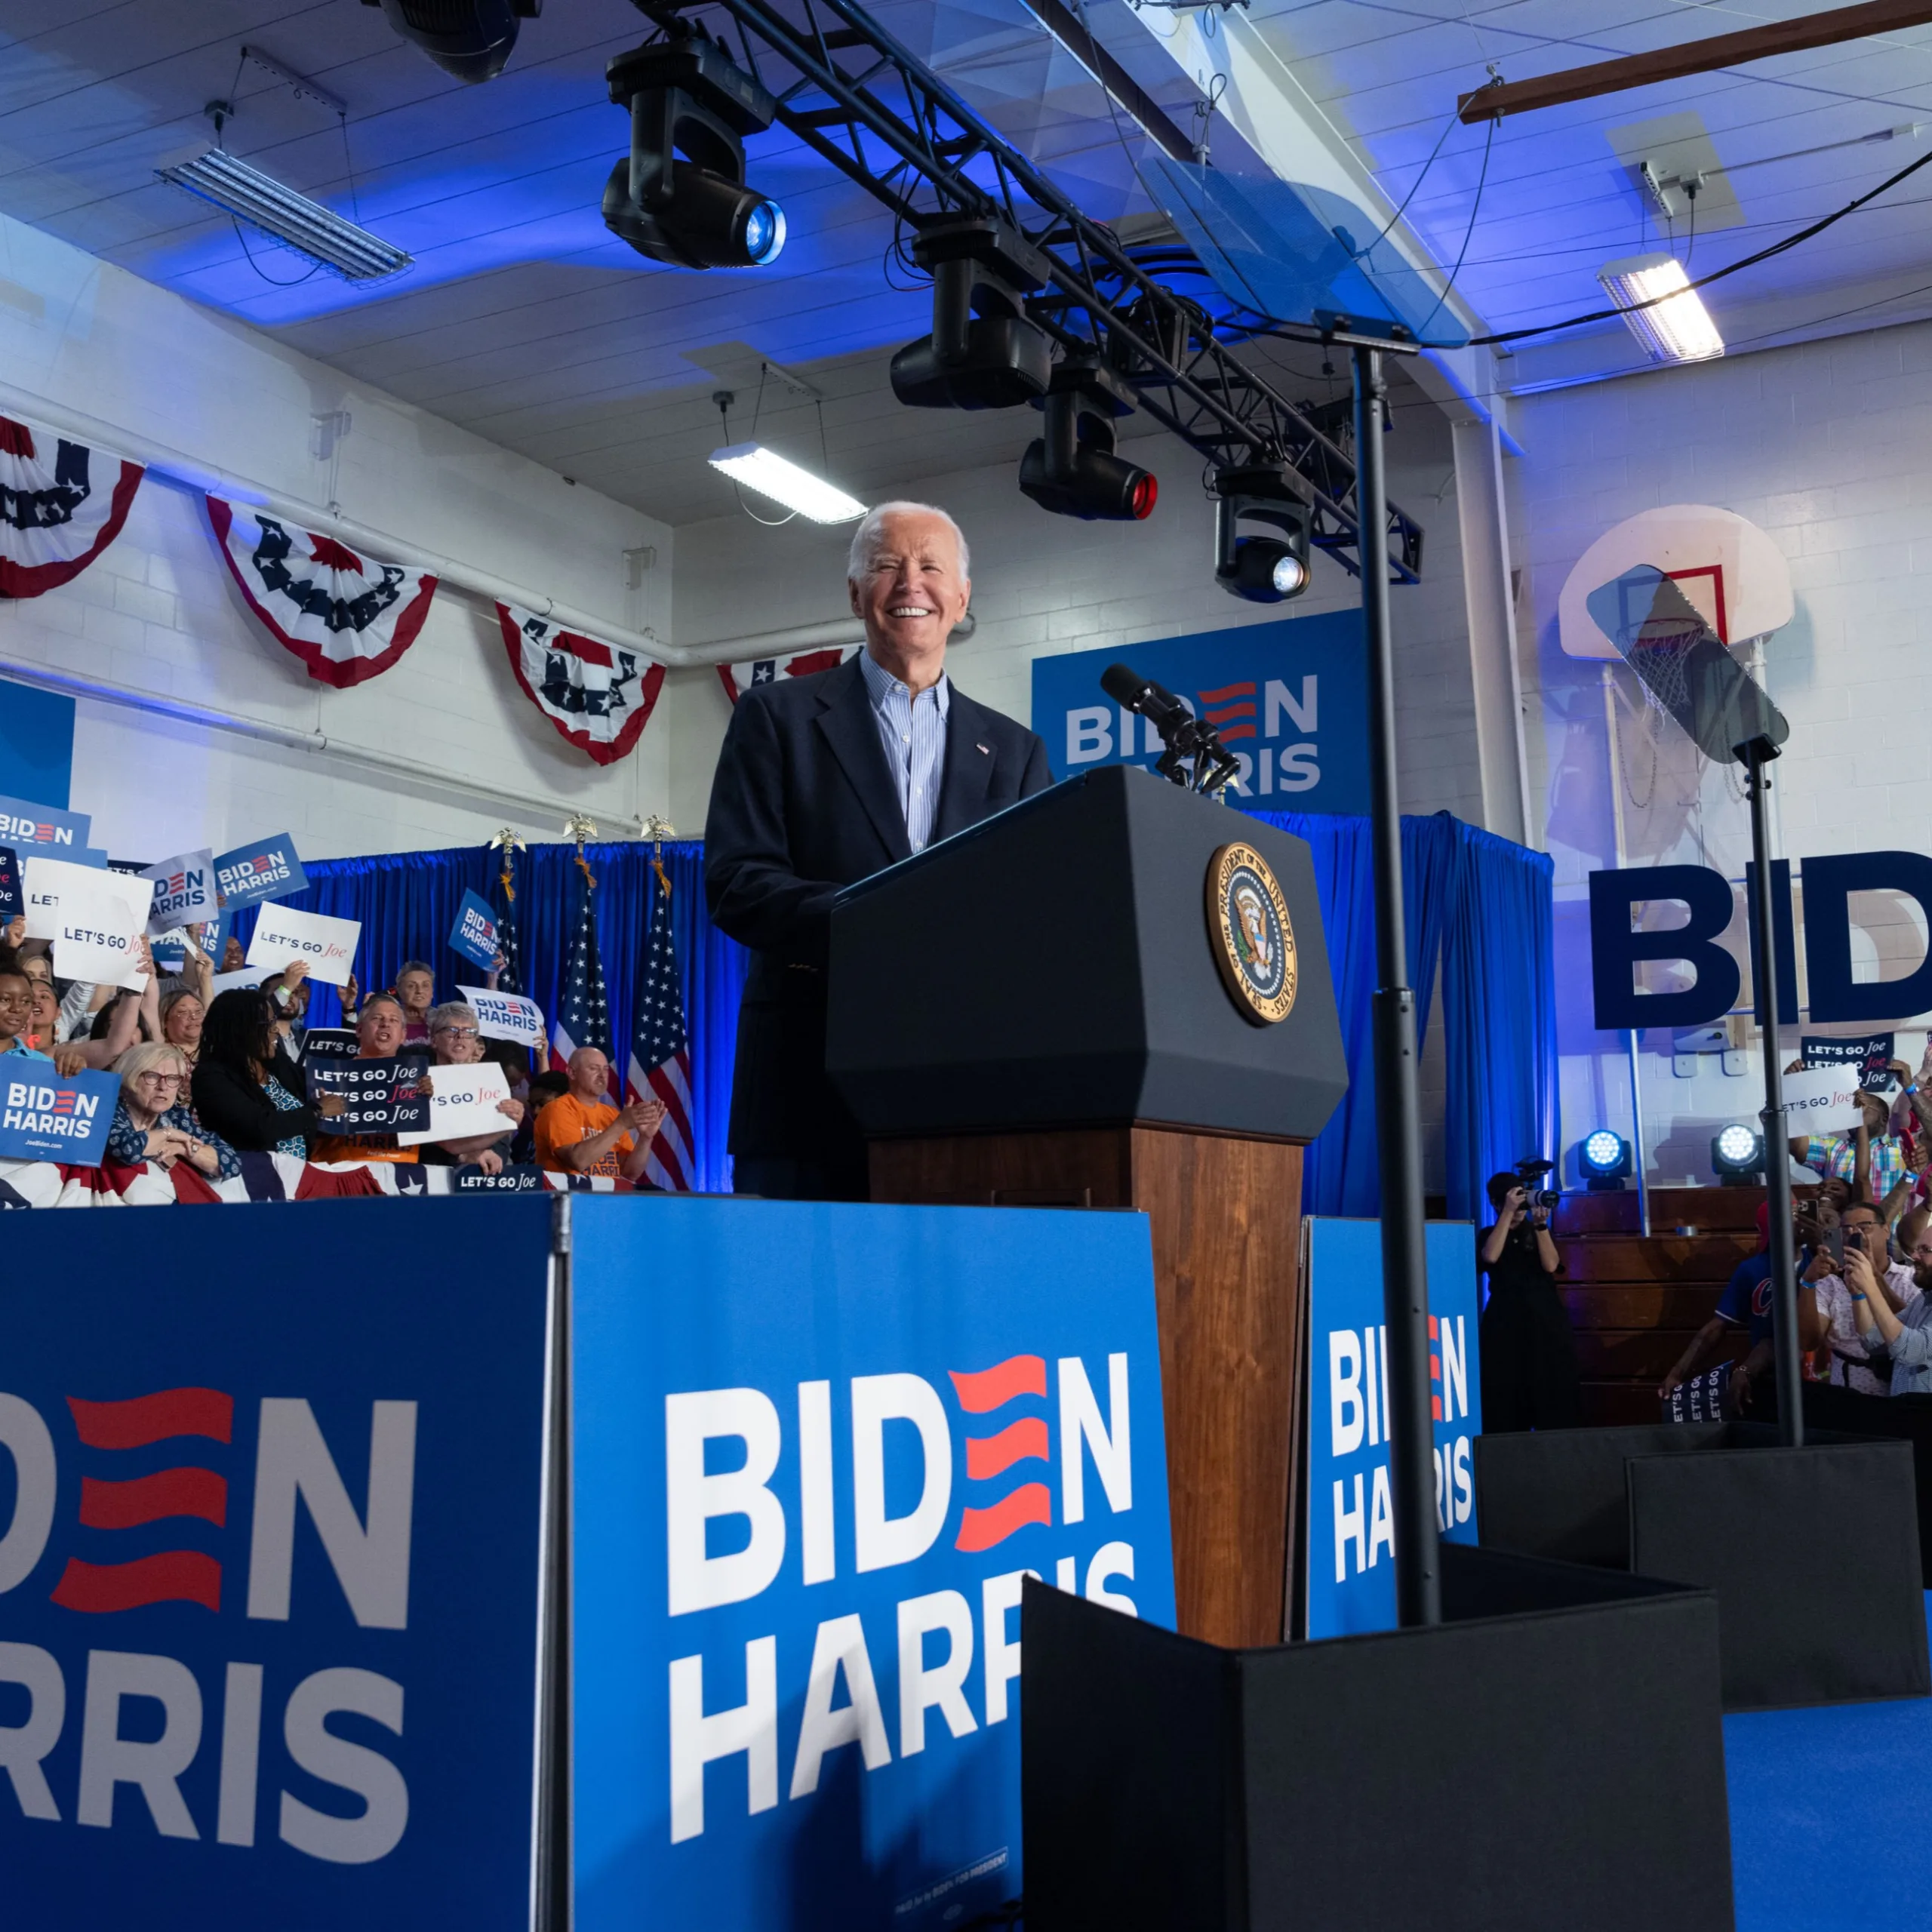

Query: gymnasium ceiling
[3,0,1932,521]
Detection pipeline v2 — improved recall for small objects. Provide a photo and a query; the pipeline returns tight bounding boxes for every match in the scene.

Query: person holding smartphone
[1477,1171,1581,1432]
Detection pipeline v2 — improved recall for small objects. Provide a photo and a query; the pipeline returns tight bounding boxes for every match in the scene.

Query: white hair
[846,500,971,583]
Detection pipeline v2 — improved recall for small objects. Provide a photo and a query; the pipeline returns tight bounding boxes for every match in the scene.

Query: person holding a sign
[106,1043,240,1180]
[1477,1173,1582,1432]
[192,988,347,1156]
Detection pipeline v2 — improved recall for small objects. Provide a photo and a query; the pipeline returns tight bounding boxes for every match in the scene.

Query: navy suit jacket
[704,652,1054,1167]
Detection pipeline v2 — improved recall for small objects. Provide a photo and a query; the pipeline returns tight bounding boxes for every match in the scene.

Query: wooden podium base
[869,1123,1305,1648]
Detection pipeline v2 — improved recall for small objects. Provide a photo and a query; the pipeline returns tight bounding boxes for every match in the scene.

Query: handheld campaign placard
[52,887,149,990]
[1802,1033,1898,1094]
[398,1063,513,1145]
[1785,1066,1870,1137]
[458,985,545,1048]
[247,903,360,986]
[0,791,89,854]
[448,890,500,971]
[23,853,149,942]
[141,848,216,935]
[213,832,306,909]
[0,1066,118,1163]
[308,1057,432,1136]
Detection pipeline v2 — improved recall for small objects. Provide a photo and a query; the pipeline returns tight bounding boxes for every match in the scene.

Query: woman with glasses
[107,1041,241,1180]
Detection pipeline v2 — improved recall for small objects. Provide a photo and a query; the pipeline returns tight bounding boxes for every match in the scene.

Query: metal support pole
[1742,740,1803,1447]
[1600,665,1651,1235]
[1353,342,1441,1627]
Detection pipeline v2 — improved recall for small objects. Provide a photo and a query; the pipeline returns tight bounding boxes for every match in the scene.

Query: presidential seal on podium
[1207,841,1297,1025]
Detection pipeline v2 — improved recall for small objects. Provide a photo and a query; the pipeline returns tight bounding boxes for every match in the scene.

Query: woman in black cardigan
[191,989,344,1155]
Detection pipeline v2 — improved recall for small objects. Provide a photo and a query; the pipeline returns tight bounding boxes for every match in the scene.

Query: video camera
[1513,1157,1560,1216]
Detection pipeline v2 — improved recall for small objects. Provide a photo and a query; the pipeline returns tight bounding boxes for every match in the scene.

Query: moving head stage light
[362,0,541,85]
[890,218,1053,411]
[1214,465,1312,602]
[1020,361,1157,521]
[604,35,786,269]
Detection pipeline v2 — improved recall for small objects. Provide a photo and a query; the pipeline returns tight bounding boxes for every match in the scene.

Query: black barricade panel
[1628,1440,1931,1711]
[1022,1551,1734,1932]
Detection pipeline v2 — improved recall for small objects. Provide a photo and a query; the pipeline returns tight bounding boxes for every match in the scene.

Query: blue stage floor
[1727,1598,1932,1930]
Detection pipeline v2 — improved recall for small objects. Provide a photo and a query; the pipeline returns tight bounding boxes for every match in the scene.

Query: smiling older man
[705,500,1054,1200]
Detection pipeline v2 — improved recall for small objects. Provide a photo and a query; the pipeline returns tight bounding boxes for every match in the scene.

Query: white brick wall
[0,211,673,863]
[1509,320,1932,1180]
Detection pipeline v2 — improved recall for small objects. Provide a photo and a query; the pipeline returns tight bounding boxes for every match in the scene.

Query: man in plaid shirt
[1790,1057,1915,1204]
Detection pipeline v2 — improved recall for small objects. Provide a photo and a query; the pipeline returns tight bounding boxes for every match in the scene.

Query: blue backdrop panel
[0,1195,552,1930]
[0,676,75,808]
[217,799,1553,1217]
[1029,612,1369,813]
[569,1195,1176,1932]
[1301,1218,1482,1639]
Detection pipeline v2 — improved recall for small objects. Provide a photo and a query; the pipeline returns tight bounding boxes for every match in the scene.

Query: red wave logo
[956,1483,1051,1552]
[68,1388,232,1449]
[51,1551,221,1614]
[57,1389,230,1614]
[951,1355,1051,1552]
[949,1355,1046,1414]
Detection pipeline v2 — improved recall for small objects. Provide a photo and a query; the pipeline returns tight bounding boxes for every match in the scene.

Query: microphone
[1100,663,1192,737]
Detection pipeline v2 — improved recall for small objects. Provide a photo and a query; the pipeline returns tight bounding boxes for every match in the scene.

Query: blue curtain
[228,840,749,1193]
[1437,819,1560,1221]
[1247,810,1459,1217]
[224,808,1552,1210]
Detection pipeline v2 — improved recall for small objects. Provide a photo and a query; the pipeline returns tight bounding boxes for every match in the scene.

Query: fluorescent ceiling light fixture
[156,149,412,282]
[709,443,866,523]
[1596,252,1724,365]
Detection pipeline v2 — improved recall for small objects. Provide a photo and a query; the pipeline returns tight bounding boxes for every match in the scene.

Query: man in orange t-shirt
[534,1047,666,1181]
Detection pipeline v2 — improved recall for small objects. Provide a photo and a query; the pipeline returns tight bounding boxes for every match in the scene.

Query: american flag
[490,853,523,997]
[625,859,694,1191]
[550,857,611,1081]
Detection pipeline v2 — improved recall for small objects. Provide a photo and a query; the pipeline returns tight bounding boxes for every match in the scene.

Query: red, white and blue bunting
[715,643,860,704]
[0,412,145,599]
[208,494,439,688]
[496,601,665,765]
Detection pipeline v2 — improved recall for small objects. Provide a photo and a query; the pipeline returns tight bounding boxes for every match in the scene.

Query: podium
[828,764,1348,1646]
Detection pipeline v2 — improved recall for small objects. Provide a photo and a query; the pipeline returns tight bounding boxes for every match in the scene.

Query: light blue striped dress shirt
[859,650,950,852]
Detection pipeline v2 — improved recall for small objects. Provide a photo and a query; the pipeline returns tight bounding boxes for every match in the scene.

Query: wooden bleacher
[1554,1186,1768,1426]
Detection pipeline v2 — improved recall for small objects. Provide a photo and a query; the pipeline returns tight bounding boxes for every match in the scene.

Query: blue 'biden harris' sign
[0,1197,552,1932]
[1029,611,1368,812]
[571,1197,1176,1932]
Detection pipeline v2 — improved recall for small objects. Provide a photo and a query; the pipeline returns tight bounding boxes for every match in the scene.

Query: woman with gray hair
[106,1041,241,1179]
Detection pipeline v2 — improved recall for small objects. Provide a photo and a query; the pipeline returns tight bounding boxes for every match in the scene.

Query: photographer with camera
[1478,1166,1581,1432]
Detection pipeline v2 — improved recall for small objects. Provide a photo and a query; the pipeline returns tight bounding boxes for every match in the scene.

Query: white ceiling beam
[1116,3,1513,439]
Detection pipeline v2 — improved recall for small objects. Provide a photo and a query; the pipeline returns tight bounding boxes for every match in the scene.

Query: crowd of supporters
[0,916,666,1195]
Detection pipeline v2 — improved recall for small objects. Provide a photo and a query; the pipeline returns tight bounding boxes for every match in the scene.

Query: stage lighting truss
[605,33,789,269]
[1214,464,1310,601]
[617,0,1422,584]
[1017,359,1158,521]
[1712,1123,1765,1186]
[1579,1128,1632,1192]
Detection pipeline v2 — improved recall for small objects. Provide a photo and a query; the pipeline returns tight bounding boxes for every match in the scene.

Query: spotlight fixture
[1212,464,1311,604]
[890,217,1053,411]
[1597,253,1724,365]
[709,443,866,523]
[603,35,785,269]
[1711,1123,1766,1186]
[1019,361,1157,521]
[1578,1128,1632,1191]
[361,0,541,84]
[155,148,412,281]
